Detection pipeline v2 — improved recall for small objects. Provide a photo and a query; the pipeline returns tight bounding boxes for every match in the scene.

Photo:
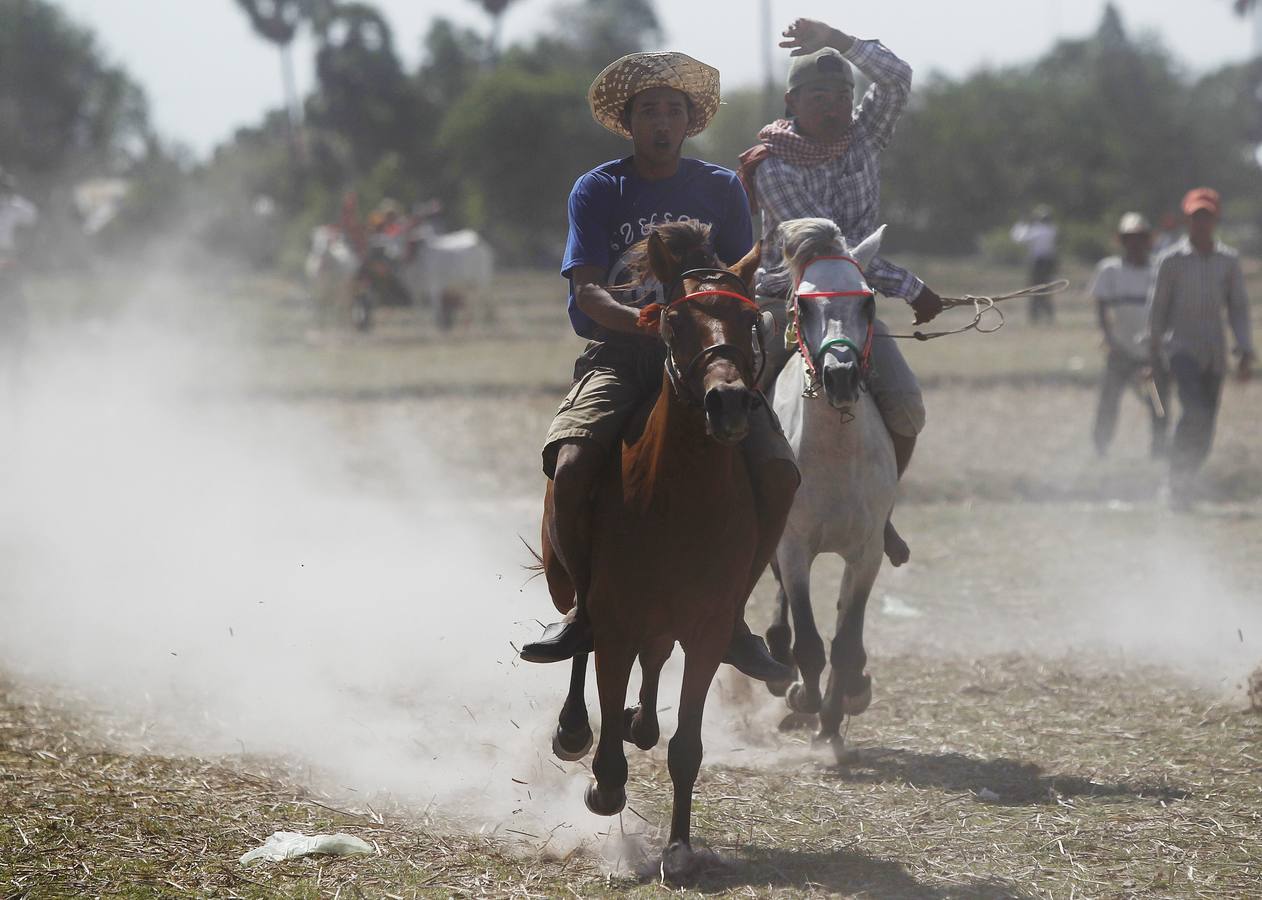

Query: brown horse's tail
[519,534,545,570]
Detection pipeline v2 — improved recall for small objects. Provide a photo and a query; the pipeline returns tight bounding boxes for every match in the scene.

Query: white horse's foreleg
[819,538,883,740]
[764,556,794,697]
[778,541,825,715]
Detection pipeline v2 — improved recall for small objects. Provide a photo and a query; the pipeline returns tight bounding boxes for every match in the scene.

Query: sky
[57,0,1261,158]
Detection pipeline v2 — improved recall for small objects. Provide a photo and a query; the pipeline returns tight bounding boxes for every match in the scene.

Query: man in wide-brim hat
[520,51,799,682]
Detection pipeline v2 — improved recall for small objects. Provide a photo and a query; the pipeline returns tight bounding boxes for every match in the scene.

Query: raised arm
[779,19,912,151]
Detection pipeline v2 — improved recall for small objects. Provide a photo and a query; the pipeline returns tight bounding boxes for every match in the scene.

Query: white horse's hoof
[661,842,722,884]
[830,735,860,766]
[786,681,821,714]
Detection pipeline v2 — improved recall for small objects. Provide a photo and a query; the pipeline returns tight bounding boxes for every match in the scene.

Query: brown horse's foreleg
[624,638,672,751]
[585,637,635,817]
[552,653,592,761]
[663,639,724,875]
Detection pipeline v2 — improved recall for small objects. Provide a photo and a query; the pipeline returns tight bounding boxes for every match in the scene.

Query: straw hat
[587,51,720,140]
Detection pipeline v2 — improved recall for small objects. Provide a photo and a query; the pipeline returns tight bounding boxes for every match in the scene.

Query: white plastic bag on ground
[240,831,373,865]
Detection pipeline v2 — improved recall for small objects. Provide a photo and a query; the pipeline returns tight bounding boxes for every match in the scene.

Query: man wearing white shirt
[1090,213,1168,457]
[1011,205,1059,324]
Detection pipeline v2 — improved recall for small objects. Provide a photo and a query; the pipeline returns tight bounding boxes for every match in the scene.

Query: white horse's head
[777,218,885,411]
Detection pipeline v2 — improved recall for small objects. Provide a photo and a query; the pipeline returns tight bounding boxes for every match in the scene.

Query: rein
[878,280,1069,341]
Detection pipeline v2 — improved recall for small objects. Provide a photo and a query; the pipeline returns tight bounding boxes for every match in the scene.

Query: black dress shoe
[723,632,795,683]
[520,617,594,663]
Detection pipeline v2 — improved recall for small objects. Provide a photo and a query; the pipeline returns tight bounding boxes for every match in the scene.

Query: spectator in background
[1090,212,1168,458]
[0,167,39,385]
[1152,211,1180,256]
[1011,205,1059,324]
[1147,188,1254,510]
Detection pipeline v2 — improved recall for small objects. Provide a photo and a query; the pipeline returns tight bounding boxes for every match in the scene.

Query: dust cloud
[0,275,615,852]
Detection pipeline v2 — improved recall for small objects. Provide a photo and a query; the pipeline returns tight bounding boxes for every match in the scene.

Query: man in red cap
[1147,187,1254,508]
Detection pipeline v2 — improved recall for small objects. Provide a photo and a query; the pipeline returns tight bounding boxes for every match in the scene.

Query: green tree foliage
[0,0,152,181]
[881,4,1260,255]
[307,3,427,173]
[439,66,623,262]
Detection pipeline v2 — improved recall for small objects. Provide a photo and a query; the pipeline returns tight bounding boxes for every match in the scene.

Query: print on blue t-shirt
[561,157,754,339]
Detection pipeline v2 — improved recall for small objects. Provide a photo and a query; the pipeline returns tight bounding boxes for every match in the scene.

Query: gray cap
[787,48,854,92]
[0,167,15,191]
[1117,212,1151,235]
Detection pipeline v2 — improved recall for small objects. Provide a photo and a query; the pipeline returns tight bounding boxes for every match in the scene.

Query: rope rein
[879,279,1069,341]
[786,257,1070,397]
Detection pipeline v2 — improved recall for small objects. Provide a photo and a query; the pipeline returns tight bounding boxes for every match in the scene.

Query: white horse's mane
[774,218,850,284]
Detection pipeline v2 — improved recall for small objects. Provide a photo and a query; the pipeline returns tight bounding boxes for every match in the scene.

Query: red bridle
[638,284,763,403]
[791,255,876,383]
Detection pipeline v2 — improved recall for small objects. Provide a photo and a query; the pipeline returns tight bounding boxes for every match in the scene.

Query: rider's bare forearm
[825,27,855,53]
[575,282,651,337]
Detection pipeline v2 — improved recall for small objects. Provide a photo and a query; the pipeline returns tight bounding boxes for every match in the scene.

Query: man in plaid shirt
[740,18,943,565]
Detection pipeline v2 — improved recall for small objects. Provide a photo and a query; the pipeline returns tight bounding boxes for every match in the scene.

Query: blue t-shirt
[561,157,754,338]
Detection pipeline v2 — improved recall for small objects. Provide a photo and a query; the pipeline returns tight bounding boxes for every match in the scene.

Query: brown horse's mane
[623,220,718,287]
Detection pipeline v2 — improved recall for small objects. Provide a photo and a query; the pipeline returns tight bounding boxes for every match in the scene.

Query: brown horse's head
[632,221,762,444]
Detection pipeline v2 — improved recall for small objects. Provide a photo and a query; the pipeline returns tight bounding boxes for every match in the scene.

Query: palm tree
[467,0,518,60]
[233,0,315,154]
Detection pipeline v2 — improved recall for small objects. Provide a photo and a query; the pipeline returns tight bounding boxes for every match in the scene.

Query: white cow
[305,223,493,330]
[398,225,494,327]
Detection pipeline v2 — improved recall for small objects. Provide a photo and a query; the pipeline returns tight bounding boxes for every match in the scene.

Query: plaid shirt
[755,39,923,302]
[1148,237,1254,374]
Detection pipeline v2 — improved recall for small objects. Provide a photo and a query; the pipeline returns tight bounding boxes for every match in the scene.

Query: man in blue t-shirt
[520,51,798,683]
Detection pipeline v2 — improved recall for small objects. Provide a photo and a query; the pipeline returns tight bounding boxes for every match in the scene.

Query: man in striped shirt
[738,17,944,565]
[1147,187,1254,507]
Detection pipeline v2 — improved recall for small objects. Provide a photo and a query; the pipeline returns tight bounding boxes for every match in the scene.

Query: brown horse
[540,222,763,878]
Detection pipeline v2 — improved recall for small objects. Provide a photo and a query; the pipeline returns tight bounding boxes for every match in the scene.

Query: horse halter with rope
[653,267,765,405]
[788,255,876,398]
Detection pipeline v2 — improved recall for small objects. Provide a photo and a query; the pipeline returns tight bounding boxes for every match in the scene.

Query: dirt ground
[3,258,1261,898]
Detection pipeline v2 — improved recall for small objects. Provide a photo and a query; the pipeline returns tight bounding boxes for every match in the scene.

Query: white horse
[764,218,899,760]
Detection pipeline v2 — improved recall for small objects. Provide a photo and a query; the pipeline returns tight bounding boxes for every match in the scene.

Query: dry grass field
[3,255,1261,898]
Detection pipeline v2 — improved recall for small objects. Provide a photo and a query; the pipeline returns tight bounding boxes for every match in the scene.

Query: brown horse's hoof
[842,674,872,716]
[584,781,626,817]
[552,725,593,762]
[786,682,821,714]
[622,707,659,750]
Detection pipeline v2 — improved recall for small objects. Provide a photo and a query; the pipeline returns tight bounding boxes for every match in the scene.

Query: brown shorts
[542,340,798,481]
